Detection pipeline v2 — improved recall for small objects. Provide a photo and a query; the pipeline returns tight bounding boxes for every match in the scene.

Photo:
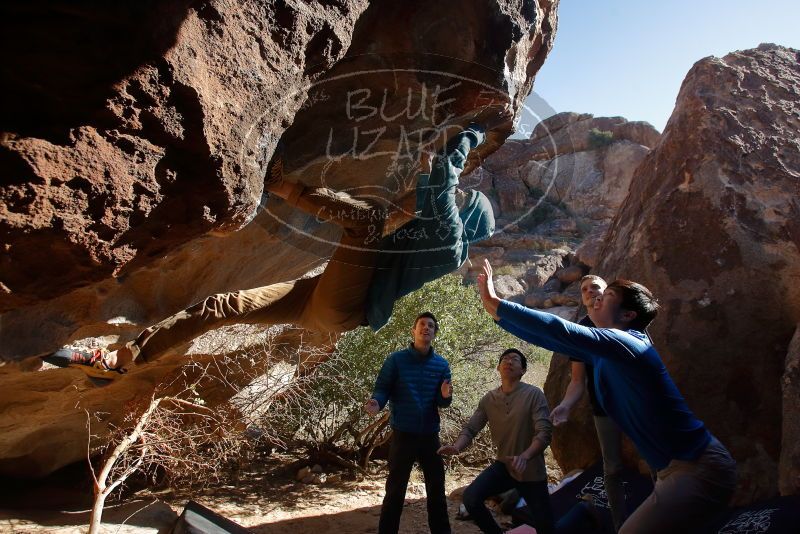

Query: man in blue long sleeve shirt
[476,259,736,534]
[366,312,453,534]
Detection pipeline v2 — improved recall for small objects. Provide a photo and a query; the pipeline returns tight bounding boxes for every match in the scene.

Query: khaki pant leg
[594,415,627,531]
[619,437,736,534]
[302,227,380,333]
[132,279,316,362]
[279,183,387,332]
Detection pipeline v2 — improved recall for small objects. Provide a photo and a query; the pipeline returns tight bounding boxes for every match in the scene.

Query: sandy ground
[204,469,490,534]
[0,466,529,533]
[0,358,555,533]
[0,433,563,534]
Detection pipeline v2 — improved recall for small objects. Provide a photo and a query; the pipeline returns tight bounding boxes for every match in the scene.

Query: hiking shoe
[42,348,127,380]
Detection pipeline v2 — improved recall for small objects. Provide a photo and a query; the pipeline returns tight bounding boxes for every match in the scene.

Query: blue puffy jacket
[371,344,452,434]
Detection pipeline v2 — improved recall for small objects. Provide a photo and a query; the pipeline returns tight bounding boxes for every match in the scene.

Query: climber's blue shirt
[366,124,495,330]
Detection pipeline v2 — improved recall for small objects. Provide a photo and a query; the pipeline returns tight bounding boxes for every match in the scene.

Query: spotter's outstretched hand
[477,259,501,320]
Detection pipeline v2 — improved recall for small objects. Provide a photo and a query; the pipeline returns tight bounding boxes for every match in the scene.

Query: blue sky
[516,0,800,137]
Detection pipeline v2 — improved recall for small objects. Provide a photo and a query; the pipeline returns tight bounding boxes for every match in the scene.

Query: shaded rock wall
[781,325,800,495]
[0,0,559,363]
[0,0,371,310]
[547,44,800,502]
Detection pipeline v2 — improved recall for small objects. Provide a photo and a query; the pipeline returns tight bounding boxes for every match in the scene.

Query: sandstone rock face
[0,1,560,478]
[553,44,800,502]
[0,0,371,311]
[780,325,800,496]
[0,0,559,364]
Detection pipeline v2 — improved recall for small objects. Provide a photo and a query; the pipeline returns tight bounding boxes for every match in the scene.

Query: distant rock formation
[546,44,800,503]
[465,113,659,318]
[485,112,658,227]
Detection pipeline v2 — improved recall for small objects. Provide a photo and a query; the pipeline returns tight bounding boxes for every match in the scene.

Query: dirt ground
[199,467,489,534]
[0,449,562,534]
[0,358,555,533]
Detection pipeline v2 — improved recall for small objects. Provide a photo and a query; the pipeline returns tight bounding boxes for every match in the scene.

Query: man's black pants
[462,461,554,534]
[378,430,451,534]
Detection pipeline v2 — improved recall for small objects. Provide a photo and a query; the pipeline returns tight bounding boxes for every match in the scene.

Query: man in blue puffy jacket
[366,311,453,534]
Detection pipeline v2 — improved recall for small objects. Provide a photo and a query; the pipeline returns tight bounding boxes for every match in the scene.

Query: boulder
[296,466,312,481]
[525,151,601,200]
[0,0,559,365]
[545,305,579,320]
[493,275,526,301]
[780,325,800,496]
[550,289,580,307]
[0,0,562,478]
[543,354,600,471]
[555,265,584,285]
[0,0,373,312]
[552,44,800,503]
[524,255,565,288]
[533,217,578,237]
[541,278,562,293]
[573,225,608,269]
[0,325,335,477]
[610,121,661,149]
[494,172,531,216]
[484,117,653,239]
[527,114,626,156]
[529,112,593,142]
[524,290,558,309]
[526,112,659,158]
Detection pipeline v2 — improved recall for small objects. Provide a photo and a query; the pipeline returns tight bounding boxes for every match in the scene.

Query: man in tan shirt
[439,348,554,534]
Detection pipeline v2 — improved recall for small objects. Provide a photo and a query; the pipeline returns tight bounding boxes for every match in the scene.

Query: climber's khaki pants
[130,183,385,362]
[619,436,736,534]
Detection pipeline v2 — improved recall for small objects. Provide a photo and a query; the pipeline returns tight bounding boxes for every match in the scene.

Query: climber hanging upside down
[44,108,511,379]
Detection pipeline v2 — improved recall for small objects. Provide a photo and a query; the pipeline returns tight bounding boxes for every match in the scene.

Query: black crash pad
[512,462,653,532]
[705,495,800,534]
[171,500,251,534]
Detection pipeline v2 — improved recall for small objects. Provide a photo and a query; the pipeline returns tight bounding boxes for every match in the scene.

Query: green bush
[587,128,614,149]
[262,274,549,467]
